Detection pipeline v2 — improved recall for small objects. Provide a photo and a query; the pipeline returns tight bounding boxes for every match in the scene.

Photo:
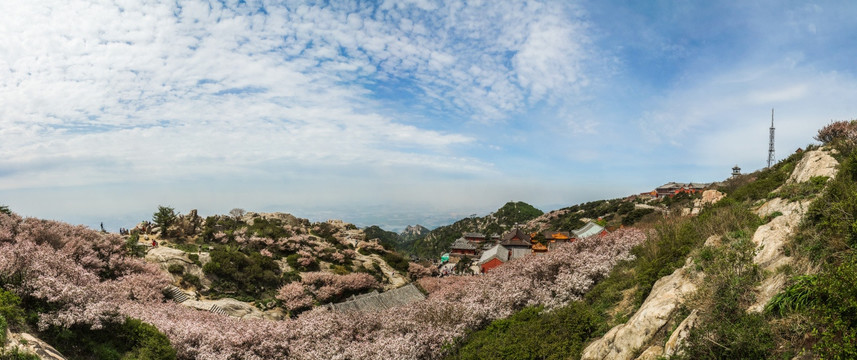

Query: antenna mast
[768,108,776,168]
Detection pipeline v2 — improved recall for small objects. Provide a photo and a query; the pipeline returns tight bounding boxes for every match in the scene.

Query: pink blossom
[408,262,435,280]
[276,283,313,312]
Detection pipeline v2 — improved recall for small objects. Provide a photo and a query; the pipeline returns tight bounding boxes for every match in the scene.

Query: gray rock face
[786,149,837,184]
[5,332,67,360]
[581,260,698,360]
[663,309,698,357]
[635,345,664,360]
[748,148,838,313]
[145,247,209,288]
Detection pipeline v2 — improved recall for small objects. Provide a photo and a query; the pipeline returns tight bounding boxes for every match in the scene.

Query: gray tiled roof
[451,237,477,250]
[572,222,606,239]
[500,228,531,247]
[478,244,509,265]
[328,284,426,312]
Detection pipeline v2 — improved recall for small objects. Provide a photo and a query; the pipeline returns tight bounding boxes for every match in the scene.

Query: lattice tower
[768,108,776,168]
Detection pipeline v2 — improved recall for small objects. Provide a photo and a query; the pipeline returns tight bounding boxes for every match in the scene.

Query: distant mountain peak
[401,224,430,237]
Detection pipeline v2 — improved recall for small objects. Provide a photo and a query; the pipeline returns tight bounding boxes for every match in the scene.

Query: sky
[2,0,857,232]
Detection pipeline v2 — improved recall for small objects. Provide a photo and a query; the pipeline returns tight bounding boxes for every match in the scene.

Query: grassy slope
[447,142,857,359]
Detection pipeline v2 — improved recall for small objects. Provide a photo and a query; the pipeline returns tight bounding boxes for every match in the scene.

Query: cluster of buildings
[629,182,712,200]
[442,222,609,274]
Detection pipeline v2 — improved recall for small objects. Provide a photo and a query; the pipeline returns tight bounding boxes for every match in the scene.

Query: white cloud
[0,0,594,199]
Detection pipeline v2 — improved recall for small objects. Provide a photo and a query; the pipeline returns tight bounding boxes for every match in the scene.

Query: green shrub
[794,150,857,262]
[331,265,350,275]
[247,218,292,241]
[282,270,301,284]
[772,176,828,201]
[621,208,654,226]
[203,248,282,298]
[181,273,202,289]
[42,317,176,360]
[767,255,857,359]
[167,264,184,275]
[188,253,201,266]
[0,315,7,344]
[0,347,40,360]
[631,218,700,304]
[727,151,803,202]
[0,289,25,330]
[124,232,145,258]
[450,303,598,360]
[674,235,772,359]
[381,251,409,274]
[766,275,818,316]
[171,243,198,253]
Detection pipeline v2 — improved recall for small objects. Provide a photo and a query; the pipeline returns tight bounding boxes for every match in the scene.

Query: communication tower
[768,109,776,168]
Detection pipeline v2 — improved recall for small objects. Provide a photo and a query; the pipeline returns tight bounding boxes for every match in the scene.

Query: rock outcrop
[748,149,837,312]
[145,247,209,288]
[581,260,698,360]
[663,309,698,357]
[4,332,67,360]
[691,189,725,215]
[242,212,306,227]
[785,149,837,184]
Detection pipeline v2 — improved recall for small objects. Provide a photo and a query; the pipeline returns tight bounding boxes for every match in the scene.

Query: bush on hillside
[43,317,176,360]
[675,233,772,359]
[167,264,184,275]
[621,208,654,226]
[0,347,40,360]
[0,315,6,345]
[247,217,292,241]
[450,303,598,360]
[0,289,25,331]
[793,151,857,262]
[203,247,282,299]
[382,251,410,274]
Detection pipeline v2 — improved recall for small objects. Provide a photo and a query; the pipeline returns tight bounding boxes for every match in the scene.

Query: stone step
[164,285,189,303]
[209,304,227,316]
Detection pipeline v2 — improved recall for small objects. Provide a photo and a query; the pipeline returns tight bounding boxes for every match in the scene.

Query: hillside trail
[581,148,839,360]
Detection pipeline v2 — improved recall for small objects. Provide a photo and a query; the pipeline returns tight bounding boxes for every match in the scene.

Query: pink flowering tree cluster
[0,213,169,330]
[815,120,857,144]
[407,262,436,280]
[276,272,379,310]
[356,240,385,252]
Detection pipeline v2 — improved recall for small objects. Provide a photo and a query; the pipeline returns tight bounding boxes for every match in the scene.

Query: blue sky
[2,0,857,231]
